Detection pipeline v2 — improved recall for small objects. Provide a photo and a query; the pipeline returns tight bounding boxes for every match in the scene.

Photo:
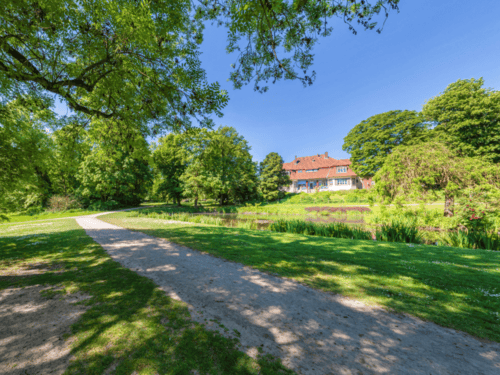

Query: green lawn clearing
[0,219,293,375]
[101,212,500,343]
[1,209,103,223]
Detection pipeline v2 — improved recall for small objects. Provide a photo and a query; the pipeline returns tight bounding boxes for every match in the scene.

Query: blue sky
[53,0,500,163]
[198,0,500,163]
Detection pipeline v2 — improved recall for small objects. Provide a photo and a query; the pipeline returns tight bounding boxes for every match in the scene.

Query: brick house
[282,152,373,193]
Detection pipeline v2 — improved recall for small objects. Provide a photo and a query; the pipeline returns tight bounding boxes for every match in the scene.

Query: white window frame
[337,166,347,173]
[336,178,349,185]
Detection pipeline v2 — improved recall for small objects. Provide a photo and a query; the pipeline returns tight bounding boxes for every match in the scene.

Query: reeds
[269,219,372,240]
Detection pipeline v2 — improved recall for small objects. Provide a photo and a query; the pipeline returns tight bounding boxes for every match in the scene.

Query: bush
[88,200,121,211]
[47,195,82,212]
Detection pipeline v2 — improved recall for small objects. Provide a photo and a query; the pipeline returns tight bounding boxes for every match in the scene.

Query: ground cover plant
[99,212,500,343]
[0,219,293,375]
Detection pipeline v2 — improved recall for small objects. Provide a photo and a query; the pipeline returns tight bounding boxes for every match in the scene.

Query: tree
[0,96,55,213]
[1,0,400,132]
[422,78,500,163]
[374,141,500,217]
[259,152,290,201]
[48,120,90,196]
[152,134,187,206]
[342,110,428,178]
[180,126,258,206]
[76,120,152,207]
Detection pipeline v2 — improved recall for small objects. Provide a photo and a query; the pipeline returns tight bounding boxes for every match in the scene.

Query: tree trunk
[444,193,454,217]
[194,197,198,208]
[220,195,224,206]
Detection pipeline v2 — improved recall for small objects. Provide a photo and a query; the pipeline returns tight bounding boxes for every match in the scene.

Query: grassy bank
[101,212,500,343]
[0,219,293,374]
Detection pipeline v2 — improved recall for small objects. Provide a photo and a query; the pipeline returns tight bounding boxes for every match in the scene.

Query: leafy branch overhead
[0,0,400,132]
[199,0,400,92]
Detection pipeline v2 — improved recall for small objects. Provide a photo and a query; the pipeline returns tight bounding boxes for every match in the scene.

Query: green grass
[0,219,294,375]
[1,209,104,223]
[100,212,500,343]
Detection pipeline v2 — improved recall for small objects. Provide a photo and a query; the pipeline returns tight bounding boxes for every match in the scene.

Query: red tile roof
[283,153,357,180]
[283,153,351,171]
[290,168,357,181]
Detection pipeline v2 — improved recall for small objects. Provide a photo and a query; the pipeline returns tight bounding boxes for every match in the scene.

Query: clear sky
[197,0,500,163]
[53,0,500,163]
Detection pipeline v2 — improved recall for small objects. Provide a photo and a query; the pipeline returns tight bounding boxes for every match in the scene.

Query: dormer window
[337,166,347,173]
[306,169,319,172]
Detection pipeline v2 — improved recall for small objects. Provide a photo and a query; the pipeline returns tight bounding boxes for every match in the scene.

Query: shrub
[47,195,82,212]
[88,200,121,211]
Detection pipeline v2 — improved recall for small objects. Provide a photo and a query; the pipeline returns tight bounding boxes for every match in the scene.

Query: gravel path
[76,214,500,375]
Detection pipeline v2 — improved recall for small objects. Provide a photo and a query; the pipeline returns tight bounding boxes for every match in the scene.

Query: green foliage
[152,134,187,205]
[423,78,500,163]
[76,120,153,207]
[342,110,428,178]
[77,150,151,207]
[181,126,258,205]
[440,230,500,251]
[0,96,56,212]
[374,141,500,216]
[269,219,372,240]
[259,152,290,201]
[375,220,422,244]
[0,0,228,132]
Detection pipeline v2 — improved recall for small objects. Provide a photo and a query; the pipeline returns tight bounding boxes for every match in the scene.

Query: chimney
[295,155,297,159]
[324,151,328,158]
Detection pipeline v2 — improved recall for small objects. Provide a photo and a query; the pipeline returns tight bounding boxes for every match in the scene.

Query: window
[336,178,349,185]
[337,166,347,173]
[297,170,303,173]
[306,169,319,172]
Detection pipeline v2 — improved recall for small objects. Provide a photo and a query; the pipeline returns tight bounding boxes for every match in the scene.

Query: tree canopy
[374,141,500,216]
[422,78,500,164]
[152,134,187,206]
[342,110,427,178]
[1,0,400,133]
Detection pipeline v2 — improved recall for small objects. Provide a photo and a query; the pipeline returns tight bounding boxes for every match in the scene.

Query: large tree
[181,126,258,206]
[1,0,400,133]
[342,110,428,178]
[259,152,290,201]
[152,134,187,206]
[374,141,500,217]
[422,78,500,163]
[76,119,152,207]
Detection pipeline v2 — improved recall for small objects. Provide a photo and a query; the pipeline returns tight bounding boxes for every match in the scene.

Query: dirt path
[76,214,500,375]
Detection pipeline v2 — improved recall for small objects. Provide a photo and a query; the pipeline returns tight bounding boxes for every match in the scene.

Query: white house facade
[282,152,373,193]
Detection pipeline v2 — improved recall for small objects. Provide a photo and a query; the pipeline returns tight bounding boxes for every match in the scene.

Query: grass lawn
[1,209,104,223]
[101,212,500,343]
[0,219,293,375]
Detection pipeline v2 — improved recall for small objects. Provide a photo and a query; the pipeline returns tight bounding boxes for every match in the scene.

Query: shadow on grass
[0,225,293,375]
[74,217,500,374]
